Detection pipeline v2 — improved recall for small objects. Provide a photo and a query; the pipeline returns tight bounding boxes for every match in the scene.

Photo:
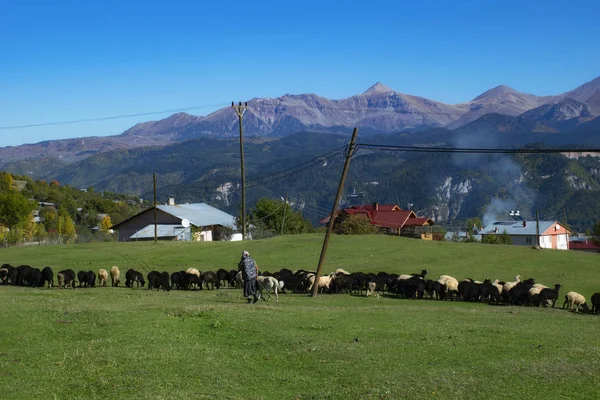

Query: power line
[0,103,229,130]
[357,143,600,154]
[246,146,346,184]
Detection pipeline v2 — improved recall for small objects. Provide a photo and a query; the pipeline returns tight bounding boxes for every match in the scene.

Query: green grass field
[1,235,600,399]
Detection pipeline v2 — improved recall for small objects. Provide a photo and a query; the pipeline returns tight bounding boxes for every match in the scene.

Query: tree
[0,190,36,232]
[100,215,112,232]
[335,214,379,235]
[0,172,13,192]
[592,222,600,246]
[57,212,77,243]
[249,197,312,236]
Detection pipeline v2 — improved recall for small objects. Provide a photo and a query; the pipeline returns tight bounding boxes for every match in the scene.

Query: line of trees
[0,172,145,245]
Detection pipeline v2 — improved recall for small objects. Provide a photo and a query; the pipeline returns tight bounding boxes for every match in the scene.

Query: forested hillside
[5,131,599,232]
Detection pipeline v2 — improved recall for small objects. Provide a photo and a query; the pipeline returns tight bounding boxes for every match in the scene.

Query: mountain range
[1,76,599,167]
[2,77,600,232]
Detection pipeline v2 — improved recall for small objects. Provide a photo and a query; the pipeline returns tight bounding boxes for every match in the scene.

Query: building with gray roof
[111,199,237,242]
[480,220,570,250]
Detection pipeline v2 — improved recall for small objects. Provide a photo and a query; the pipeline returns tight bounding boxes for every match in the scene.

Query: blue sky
[1,0,598,147]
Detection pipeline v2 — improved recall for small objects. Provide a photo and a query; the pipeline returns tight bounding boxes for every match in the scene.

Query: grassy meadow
[1,234,600,399]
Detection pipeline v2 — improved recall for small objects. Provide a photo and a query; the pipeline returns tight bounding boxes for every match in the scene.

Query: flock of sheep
[1,263,599,314]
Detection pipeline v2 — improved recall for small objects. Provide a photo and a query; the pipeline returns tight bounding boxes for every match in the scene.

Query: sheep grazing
[307,274,333,294]
[491,279,503,295]
[125,269,145,288]
[201,271,220,290]
[98,269,108,287]
[437,275,459,301]
[366,281,378,298]
[0,264,12,284]
[57,269,76,289]
[335,268,350,276]
[36,266,52,288]
[592,293,600,315]
[458,280,480,302]
[217,268,229,287]
[147,271,170,291]
[527,285,547,307]
[257,275,282,302]
[110,266,120,287]
[539,284,562,308]
[186,268,201,289]
[503,275,521,293]
[563,292,590,313]
[398,269,427,281]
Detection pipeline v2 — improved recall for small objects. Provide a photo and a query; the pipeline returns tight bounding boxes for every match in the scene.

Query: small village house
[480,220,570,250]
[111,197,239,242]
[321,202,435,239]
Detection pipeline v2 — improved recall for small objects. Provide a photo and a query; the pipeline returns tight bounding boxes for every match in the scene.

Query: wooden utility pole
[563,207,568,229]
[232,102,248,240]
[311,128,359,297]
[281,192,288,235]
[535,209,540,248]
[153,172,157,243]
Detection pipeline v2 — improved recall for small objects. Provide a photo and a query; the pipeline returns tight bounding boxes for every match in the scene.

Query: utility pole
[281,192,288,235]
[312,128,359,298]
[535,209,540,248]
[153,172,157,244]
[232,102,248,240]
[563,207,568,229]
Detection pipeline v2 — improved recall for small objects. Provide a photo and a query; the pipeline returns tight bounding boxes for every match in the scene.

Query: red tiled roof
[404,217,435,226]
[320,203,433,229]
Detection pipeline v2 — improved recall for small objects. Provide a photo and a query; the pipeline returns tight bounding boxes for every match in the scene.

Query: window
[526,237,532,244]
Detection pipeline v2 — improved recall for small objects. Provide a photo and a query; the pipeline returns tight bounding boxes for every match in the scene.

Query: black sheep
[26,268,42,288]
[540,284,562,308]
[16,265,33,286]
[480,282,500,304]
[171,271,186,289]
[125,269,145,288]
[217,268,229,287]
[147,271,170,291]
[85,271,96,287]
[58,269,76,289]
[458,280,480,302]
[77,271,87,287]
[184,273,201,290]
[1,264,13,284]
[591,293,600,315]
[40,266,54,288]
[201,271,220,290]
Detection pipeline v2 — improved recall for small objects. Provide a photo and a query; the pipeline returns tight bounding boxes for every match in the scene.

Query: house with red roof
[321,203,435,239]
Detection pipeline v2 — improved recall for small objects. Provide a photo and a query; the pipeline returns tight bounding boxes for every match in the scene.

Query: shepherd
[238,250,259,303]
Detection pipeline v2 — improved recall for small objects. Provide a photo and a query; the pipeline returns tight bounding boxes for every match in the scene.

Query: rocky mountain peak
[363,82,393,95]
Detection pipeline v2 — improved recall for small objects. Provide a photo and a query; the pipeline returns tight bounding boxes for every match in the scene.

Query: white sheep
[491,279,503,294]
[257,275,282,302]
[335,268,350,276]
[110,266,120,287]
[98,269,108,287]
[528,284,548,306]
[503,275,521,293]
[186,268,201,289]
[366,281,379,298]
[563,292,588,313]
[307,274,333,293]
[437,275,459,300]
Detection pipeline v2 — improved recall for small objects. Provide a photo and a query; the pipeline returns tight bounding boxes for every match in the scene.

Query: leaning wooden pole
[311,128,358,297]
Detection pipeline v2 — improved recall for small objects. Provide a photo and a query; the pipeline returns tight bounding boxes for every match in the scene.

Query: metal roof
[130,224,190,240]
[156,203,236,228]
[481,221,567,236]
